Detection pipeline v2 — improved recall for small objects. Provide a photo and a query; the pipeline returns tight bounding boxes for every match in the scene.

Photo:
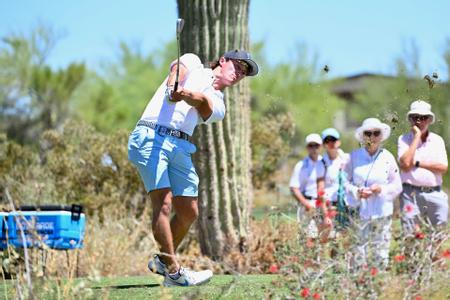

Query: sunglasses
[409,114,430,122]
[307,143,321,149]
[230,59,249,76]
[323,136,338,144]
[363,130,381,138]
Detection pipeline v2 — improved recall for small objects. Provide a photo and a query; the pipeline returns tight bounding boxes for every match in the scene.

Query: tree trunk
[177,0,253,260]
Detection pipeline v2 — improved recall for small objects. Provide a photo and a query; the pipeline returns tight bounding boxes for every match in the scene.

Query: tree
[177,0,252,259]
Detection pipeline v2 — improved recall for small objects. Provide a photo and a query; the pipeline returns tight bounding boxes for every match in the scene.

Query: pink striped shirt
[397,131,448,187]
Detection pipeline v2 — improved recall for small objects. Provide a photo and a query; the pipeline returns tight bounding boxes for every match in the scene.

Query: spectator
[345,118,402,269]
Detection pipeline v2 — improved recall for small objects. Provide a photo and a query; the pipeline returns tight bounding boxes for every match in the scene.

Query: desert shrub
[251,113,296,189]
[1,119,147,217]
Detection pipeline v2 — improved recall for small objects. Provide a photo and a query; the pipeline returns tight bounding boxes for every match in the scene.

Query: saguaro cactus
[177,0,253,259]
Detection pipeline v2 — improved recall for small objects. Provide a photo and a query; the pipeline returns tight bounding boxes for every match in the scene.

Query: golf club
[173,18,185,93]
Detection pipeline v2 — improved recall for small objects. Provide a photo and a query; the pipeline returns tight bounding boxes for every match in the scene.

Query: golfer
[398,100,448,233]
[345,118,402,269]
[128,50,258,286]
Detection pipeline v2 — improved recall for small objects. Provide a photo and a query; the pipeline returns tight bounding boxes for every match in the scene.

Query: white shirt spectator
[289,155,323,198]
[345,148,402,220]
[316,149,349,202]
[398,132,448,187]
[141,53,226,136]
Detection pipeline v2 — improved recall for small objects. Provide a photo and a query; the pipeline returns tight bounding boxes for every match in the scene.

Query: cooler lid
[18,204,84,221]
[19,204,83,212]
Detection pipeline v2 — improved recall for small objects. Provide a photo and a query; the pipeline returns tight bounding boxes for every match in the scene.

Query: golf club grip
[174,81,179,92]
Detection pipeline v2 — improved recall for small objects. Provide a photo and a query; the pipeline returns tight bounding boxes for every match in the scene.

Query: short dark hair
[209,59,220,70]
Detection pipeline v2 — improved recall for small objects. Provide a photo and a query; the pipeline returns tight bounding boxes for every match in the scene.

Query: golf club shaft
[174,19,184,92]
[174,36,181,92]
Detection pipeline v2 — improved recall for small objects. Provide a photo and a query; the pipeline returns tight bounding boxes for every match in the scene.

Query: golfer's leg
[150,188,178,272]
[171,196,199,251]
[167,140,199,252]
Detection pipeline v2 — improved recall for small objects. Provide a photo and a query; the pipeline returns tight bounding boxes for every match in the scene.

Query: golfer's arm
[166,62,188,87]
[178,89,213,120]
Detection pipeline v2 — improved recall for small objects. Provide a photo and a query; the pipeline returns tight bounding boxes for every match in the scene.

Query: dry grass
[1,204,449,299]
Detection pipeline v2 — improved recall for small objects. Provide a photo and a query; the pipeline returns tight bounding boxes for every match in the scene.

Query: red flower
[415,296,423,300]
[325,199,331,206]
[312,293,321,299]
[315,199,323,208]
[415,232,425,240]
[442,249,450,259]
[326,210,337,218]
[318,190,325,197]
[370,267,378,276]
[394,255,405,262]
[405,204,414,213]
[306,239,314,248]
[300,288,310,298]
[268,264,279,273]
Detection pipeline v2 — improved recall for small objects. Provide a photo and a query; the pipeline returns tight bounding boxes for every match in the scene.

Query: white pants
[353,216,392,270]
[297,202,320,238]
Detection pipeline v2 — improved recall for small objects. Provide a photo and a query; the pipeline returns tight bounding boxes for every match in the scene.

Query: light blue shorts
[127,125,199,197]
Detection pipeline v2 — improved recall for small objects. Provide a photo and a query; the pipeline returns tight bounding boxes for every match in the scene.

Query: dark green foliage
[1,119,145,216]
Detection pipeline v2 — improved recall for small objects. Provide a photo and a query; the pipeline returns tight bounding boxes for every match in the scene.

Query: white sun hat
[355,118,391,142]
[305,133,322,145]
[406,100,435,124]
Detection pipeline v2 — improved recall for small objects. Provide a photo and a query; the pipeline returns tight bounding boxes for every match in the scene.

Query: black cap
[223,49,259,76]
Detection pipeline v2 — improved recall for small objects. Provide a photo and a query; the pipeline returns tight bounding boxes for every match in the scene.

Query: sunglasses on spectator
[409,114,430,122]
[323,136,338,143]
[307,143,321,149]
[363,130,381,137]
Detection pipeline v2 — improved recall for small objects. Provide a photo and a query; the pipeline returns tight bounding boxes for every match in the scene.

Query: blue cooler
[0,205,85,250]
[0,212,8,249]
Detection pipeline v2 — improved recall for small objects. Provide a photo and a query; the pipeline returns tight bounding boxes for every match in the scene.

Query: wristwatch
[415,160,420,168]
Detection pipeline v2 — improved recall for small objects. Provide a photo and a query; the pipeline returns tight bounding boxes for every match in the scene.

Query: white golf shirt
[316,150,349,202]
[289,155,323,198]
[345,147,402,220]
[140,53,226,136]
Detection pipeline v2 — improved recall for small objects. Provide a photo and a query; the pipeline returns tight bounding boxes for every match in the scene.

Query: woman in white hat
[398,100,448,232]
[345,118,402,269]
[290,133,329,240]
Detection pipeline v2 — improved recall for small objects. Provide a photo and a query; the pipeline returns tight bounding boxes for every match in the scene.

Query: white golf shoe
[147,255,168,276]
[162,267,213,287]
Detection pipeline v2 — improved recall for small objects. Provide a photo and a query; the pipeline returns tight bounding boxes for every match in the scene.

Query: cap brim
[242,59,259,76]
